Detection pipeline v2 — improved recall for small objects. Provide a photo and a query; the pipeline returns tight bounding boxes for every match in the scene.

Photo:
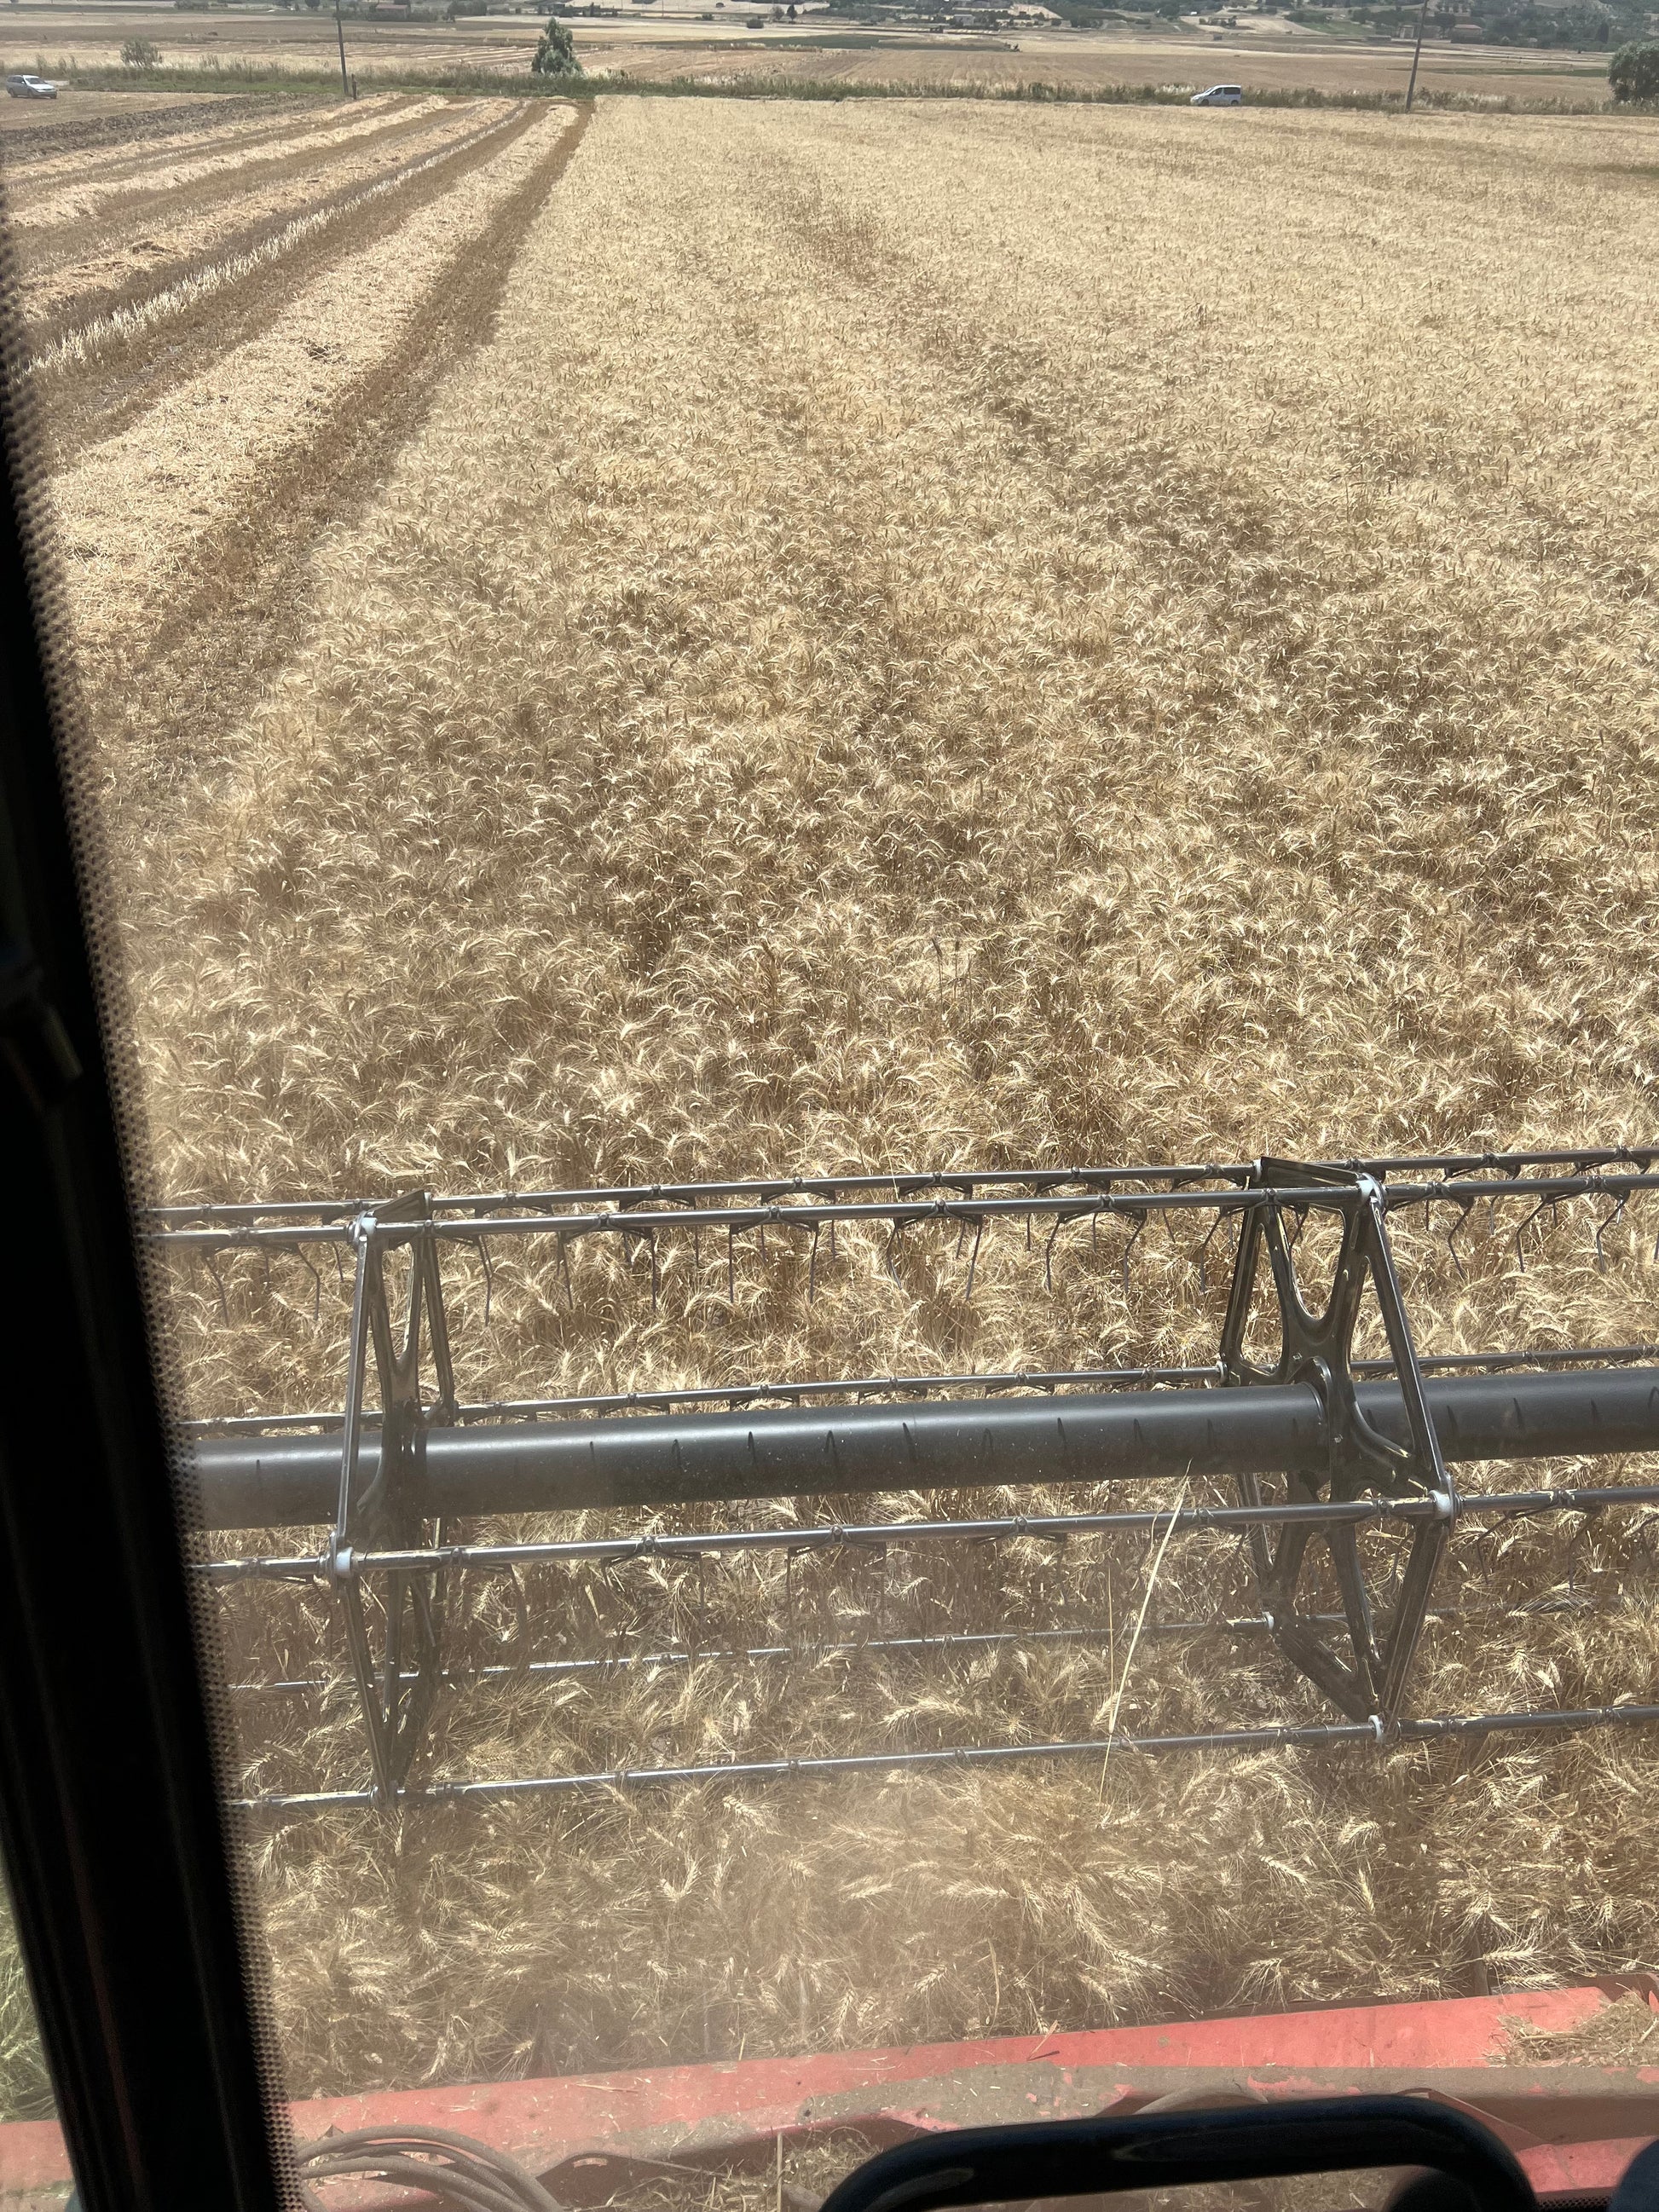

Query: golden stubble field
[10,84,1659,2155]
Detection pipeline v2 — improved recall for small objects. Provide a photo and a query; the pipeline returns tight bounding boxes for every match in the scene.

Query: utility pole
[1403,0,1430,107]
[334,0,351,95]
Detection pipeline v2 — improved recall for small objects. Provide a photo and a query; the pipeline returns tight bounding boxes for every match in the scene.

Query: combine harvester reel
[158,1147,1659,1816]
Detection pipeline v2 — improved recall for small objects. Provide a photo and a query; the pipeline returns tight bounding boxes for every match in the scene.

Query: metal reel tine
[1446,1198,1473,1283]
[506,1563,530,1672]
[1594,1195,1625,1273]
[885,1219,905,1285]
[558,1233,574,1309]
[1043,1213,1063,1293]
[964,1216,986,1302]
[1120,1212,1146,1304]
[1514,1198,1549,1274]
[296,1244,324,1328]
[478,1234,494,1327]
[1194,1206,1226,1293]
[205,1245,229,1324]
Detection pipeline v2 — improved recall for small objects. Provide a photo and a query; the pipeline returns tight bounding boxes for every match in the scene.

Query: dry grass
[10,86,1659,2167]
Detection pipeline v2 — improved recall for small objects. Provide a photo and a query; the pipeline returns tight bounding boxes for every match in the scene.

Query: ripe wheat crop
[9,88,1659,2165]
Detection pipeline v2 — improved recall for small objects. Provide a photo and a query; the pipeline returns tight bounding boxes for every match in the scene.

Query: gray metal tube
[180,1364,1659,1530]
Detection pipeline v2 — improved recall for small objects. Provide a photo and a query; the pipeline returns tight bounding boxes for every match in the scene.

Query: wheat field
[9,85,1659,2163]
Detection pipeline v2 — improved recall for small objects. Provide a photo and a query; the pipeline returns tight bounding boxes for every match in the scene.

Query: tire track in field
[32,98,541,462]
[84,100,593,801]
[777,160,1279,578]
[18,98,464,344]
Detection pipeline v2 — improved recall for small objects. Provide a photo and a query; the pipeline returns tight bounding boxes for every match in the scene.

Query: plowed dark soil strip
[35,97,540,463]
[90,100,592,806]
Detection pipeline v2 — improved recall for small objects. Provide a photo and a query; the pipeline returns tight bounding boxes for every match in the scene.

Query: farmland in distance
[0,5,1627,102]
[8,80,1659,2151]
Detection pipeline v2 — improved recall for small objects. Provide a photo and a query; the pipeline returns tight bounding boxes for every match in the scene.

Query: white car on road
[6,73,59,97]
[1190,82,1244,102]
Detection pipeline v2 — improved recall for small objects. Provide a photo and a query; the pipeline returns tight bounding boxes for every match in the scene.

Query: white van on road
[1190,82,1244,102]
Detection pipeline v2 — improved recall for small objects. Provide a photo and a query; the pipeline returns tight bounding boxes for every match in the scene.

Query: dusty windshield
[2,5,1658,2208]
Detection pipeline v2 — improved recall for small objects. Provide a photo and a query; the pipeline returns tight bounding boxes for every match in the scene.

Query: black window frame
[0,356,282,2212]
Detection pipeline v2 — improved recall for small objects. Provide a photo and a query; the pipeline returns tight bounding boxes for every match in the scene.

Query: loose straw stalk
[1100,1477,1189,1800]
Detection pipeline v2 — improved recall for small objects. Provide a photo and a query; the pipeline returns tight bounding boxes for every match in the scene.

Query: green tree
[531,12,581,68]
[1610,35,1659,91]
[119,34,161,62]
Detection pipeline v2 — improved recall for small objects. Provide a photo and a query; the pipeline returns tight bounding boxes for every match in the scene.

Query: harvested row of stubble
[15,95,487,344]
[48,101,572,662]
[51,96,591,828]
[9,92,444,228]
[2,90,344,192]
[84,96,1659,2103]
[17,97,473,343]
[0,92,315,174]
[30,97,544,456]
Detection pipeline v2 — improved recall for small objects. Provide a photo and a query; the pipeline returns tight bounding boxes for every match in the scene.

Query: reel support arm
[1221,1159,1457,1725]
